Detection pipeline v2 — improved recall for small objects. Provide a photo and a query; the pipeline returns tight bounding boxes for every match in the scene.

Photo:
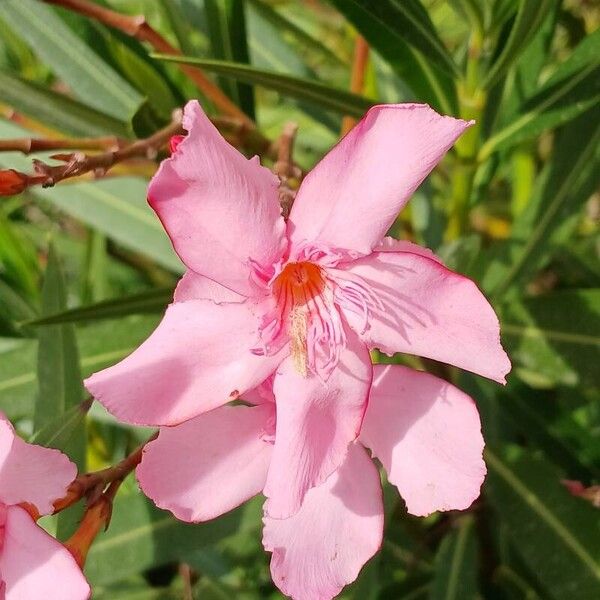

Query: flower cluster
[0,413,89,599]
[86,100,510,600]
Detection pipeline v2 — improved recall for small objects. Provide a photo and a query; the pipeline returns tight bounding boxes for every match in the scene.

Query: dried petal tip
[0,169,29,196]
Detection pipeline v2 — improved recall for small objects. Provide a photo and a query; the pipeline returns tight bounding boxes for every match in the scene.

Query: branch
[43,0,252,126]
[272,122,301,219]
[341,35,369,136]
[0,136,123,155]
[0,112,183,196]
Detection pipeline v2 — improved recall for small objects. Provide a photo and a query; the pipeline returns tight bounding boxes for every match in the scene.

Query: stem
[42,0,252,126]
[273,122,301,218]
[341,35,369,136]
[0,136,122,154]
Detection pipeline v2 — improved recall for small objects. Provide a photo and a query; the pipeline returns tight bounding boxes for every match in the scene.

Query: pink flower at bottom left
[0,413,90,600]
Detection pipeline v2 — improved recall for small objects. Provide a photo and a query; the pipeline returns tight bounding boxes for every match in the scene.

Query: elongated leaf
[329,0,459,78]
[0,73,130,137]
[35,244,83,431]
[0,0,143,120]
[430,516,478,600]
[483,0,555,89]
[0,315,159,420]
[24,287,173,326]
[205,0,255,119]
[328,0,456,114]
[152,55,373,116]
[481,28,600,157]
[501,289,600,388]
[484,106,600,298]
[32,398,92,449]
[0,278,37,337]
[85,489,241,585]
[33,178,183,274]
[485,447,600,600]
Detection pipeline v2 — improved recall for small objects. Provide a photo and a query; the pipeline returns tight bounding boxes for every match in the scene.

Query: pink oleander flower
[0,413,90,599]
[136,364,486,600]
[86,100,510,519]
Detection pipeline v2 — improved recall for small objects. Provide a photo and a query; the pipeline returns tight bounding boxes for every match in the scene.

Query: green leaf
[24,287,173,327]
[484,106,600,298]
[85,489,241,585]
[485,447,600,600]
[0,74,131,137]
[481,28,600,158]
[483,0,556,89]
[329,0,459,78]
[501,289,600,388]
[328,0,456,114]
[0,0,143,120]
[0,278,37,337]
[151,55,374,117]
[204,0,255,119]
[35,244,83,431]
[430,516,478,600]
[31,398,92,450]
[0,315,159,420]
[32,178,183,274]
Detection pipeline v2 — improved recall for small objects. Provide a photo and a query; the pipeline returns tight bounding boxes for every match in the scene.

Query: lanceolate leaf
[328,0,456,114]
[481,28,600,158]
[31,398,92,450]
[485,447,600,600]
[204,0,255,119]
[329,0,459,78]
[24,287,173,327]
[0,73,131,137]
[430,516,479,600]
[0,0,143,120]
[151,55,374,117]
[483,0,556,89]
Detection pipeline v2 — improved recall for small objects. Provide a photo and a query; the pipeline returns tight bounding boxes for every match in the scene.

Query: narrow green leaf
[501,289,600,388]
[329,0,459,78]
[481,29,600,158]
[85,489,241,585]
[0,278,37,337]
[152,55,373,117]
[0,315,159,420]
[0,73,130,137]
[205,0,255,119]
[485,447,600,600]
[31,178,183,274]
[0,0,143,120]
[24,287,173,327]
[328,0,456,114]
[31,398,92,450]
[430,516,478,600]
[483,0,555,89]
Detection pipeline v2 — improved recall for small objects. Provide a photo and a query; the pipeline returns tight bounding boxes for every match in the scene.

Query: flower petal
[264,329,372,519]
[288,104,471,255]
[85,299,286,426]
[148,100,286,297]
[360,365,486,516]
[173,270,246,303]
[0,415,76,515]
[263,443,383,600]
[137,404,274,522]
[0,506,90,600]
[338,250,510,383]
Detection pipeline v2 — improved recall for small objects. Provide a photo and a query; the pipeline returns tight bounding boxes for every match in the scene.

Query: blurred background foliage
[0,0,598,598]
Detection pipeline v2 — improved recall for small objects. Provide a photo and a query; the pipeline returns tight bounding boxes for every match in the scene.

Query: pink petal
[174,270,245,303]
[338,250,510,383]
[263,330,372,519]
[288,104,471,255]
[0,415,76,515]
[263,443,383,600]
[376,236,443,263]
[148,100,286,297]
[0,506,90,600]
[360,365,486,516]
[137,404,274,522]
[85,299,286,426]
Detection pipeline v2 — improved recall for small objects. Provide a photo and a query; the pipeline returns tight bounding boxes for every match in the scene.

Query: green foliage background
[0,0,598,598]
